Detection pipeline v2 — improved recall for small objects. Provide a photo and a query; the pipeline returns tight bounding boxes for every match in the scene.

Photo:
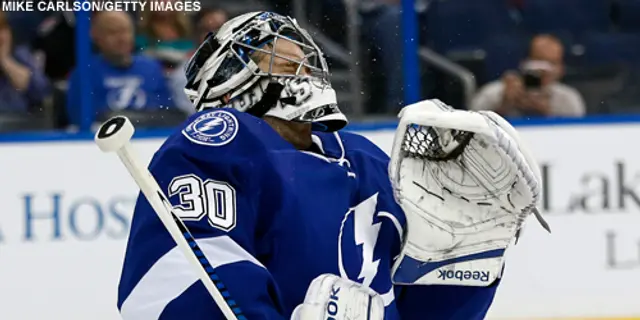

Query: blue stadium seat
[579,32,640,65]
[425,0,517,53]
[521,0,610,35]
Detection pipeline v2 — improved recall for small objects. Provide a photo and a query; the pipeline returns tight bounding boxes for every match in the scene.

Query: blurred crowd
[0,0,639,132]
[0,3,230,131]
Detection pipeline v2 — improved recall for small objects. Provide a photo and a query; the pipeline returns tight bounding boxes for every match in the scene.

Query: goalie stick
[94,116,244,320]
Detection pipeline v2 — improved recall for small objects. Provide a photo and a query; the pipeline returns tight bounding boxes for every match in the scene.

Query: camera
[523,72,542,90]
[520,60,552,90]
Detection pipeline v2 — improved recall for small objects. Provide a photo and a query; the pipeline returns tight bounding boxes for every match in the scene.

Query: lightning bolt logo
[354,193,382,287]
[199,118,224,132]
[339,193,381,288]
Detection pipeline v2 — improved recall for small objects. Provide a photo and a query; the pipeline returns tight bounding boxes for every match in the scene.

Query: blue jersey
[117,108,499,319]
[66,54,174,126]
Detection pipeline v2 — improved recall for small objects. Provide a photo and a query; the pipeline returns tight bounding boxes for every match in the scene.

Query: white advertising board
[0,124,638,319]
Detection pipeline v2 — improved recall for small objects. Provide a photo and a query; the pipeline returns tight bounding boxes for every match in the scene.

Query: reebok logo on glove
[437,269,490,282]
[326,285,340,320]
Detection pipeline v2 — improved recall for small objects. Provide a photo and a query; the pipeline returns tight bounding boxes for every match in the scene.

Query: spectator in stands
[471,34,585,117]
[0,11,50,113]
[66,11,174,127]
[32,12,76,82]
[169,7,229,113]
[136,0,194,72]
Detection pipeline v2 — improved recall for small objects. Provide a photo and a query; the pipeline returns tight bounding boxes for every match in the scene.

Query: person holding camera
[470,34,585,118]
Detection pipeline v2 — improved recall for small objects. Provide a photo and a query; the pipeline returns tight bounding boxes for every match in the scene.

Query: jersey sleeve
[396,280,500,320]
[117,131,286,319]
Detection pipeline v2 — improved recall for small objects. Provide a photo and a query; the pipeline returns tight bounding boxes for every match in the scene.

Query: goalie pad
[389,100,549,287]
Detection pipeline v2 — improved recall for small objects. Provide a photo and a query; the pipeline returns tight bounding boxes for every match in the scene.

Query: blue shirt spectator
[0,11,50,113]
[66,11,174,127]
[66,54,173,125]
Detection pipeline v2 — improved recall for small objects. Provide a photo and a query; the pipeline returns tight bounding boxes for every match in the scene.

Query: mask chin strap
[247,81,285,118]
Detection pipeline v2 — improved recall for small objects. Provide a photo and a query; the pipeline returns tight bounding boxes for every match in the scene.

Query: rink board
[1,122,639,319]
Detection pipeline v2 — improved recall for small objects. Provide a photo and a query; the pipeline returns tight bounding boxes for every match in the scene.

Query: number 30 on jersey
[168,174,237,232]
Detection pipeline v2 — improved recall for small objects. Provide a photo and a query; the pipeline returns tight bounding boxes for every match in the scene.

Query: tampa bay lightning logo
[338,193,402,307]
[338,193,382,289]
[182,110,239,146]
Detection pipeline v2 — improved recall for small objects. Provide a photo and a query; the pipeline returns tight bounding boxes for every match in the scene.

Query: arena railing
[418,47,477,108]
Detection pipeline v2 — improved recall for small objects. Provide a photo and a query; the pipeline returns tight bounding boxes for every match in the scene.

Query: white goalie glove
[291,274,384,320]
[389,99,550,287]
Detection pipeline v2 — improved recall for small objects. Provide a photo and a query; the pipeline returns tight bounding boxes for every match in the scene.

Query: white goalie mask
[183,11,348,132]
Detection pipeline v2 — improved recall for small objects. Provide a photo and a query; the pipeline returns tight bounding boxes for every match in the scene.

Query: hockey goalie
[116,11,548,320]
